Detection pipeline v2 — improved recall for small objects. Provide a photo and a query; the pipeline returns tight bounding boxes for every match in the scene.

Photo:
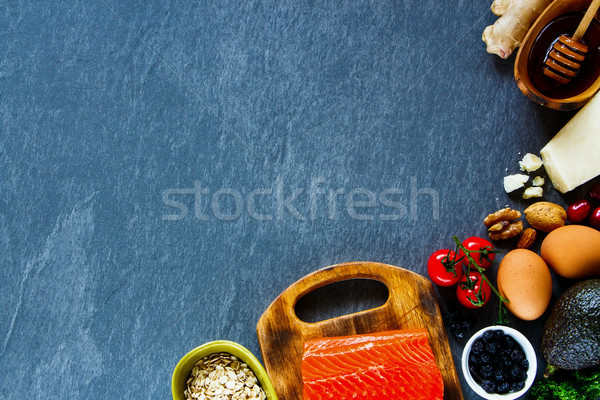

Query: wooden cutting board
[256,262,464,400]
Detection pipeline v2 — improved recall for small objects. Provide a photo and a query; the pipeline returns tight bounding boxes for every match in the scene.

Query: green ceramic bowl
[171,340,278,400]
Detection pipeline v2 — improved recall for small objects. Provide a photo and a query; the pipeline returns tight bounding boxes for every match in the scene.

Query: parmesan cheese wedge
[540,94,600,193]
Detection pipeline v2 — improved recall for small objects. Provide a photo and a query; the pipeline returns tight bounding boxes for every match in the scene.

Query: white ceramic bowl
[461,326,537,400]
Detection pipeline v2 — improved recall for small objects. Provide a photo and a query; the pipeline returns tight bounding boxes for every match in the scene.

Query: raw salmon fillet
[301,329,444,400]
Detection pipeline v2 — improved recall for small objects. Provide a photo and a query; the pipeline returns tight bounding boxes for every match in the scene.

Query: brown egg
[497,249,552,321]
[540,225,600,279]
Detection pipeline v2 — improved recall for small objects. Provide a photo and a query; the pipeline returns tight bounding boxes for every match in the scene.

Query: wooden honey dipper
[543,0,600,84]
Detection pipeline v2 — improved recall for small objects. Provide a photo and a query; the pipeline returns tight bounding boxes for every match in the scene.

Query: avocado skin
[542,279,600,371]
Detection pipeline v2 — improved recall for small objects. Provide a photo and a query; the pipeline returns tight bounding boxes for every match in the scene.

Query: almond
[517,228,537,249]
[524,202,567,233]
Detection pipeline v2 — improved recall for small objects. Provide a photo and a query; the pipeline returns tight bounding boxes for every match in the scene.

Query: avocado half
[542,279,600,376]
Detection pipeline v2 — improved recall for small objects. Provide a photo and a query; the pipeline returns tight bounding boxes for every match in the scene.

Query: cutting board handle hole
[294,278,389,323]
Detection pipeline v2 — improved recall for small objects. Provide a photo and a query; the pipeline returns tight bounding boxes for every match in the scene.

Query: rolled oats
[184,353,267,400]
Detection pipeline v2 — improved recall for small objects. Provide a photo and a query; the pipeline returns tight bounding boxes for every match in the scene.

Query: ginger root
[482,0,553,59]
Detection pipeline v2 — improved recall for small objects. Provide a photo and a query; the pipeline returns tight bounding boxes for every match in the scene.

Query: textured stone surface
[0,1,587,399]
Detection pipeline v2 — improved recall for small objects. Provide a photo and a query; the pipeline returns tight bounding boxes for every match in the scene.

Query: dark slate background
[1,1,589,399]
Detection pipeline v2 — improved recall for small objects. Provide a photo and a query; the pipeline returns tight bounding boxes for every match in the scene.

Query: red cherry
[590,207,600,230]
[590,182,600,202]
[567,200,592,223]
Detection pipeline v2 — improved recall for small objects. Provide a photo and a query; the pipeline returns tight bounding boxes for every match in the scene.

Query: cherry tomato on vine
[456,271,491,308]
[458,236,496,269]
[427,249,463,287]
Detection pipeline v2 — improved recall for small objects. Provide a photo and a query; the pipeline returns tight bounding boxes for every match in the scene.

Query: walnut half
[484,207,524,240]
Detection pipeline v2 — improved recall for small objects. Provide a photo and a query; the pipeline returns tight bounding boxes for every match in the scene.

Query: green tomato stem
[452,236,510,305]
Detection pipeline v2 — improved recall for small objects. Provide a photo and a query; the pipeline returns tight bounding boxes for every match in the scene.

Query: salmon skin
[301,329,444,400]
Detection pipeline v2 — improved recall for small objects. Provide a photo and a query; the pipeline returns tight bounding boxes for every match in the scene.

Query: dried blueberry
[511,367,527,382]
[481,379,496,393]
[480,353,491,364]
[446,311,474,339]
[494,369,506,382]
[461,320,473,331]
[496,382,510,394]
[501,335,514,348]
[487,342,499,355]
[469,352,479,366]
[480,364,493,378]
[510,380,525,392]
[510,348,524,361]
[451,323,464,338]
[471,340,484,355]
